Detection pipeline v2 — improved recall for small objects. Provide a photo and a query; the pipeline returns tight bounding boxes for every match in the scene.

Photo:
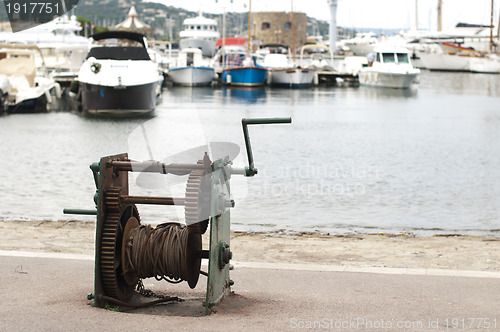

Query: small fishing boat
[220,51,267,87]
[358,46,420,89]
[168,48,214,86]
[218,0,267,87]
[263,53,314,88]
[78,31,163,116]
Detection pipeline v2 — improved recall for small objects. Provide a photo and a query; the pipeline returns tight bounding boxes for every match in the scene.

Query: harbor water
[1,70,500,235]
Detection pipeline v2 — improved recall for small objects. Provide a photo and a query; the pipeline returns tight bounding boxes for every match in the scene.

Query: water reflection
[221,87,267,104]
[166,86,216,104]
[420,70,500,97]
[359,86,418,99]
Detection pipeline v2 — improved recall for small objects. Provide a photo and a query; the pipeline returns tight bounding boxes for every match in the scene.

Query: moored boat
[418,42,500,73]
[220,52,267,87]
[263,53,313,88]
[78,31,163,116]
[179,13,220,58]
[0,43,61,113]
[169,48,214,86]
[358,46,420,89]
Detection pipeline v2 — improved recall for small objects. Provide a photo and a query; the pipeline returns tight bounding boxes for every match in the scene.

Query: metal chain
[136,279,183,302]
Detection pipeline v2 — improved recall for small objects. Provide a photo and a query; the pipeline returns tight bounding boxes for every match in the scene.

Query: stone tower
[252,12,307,50]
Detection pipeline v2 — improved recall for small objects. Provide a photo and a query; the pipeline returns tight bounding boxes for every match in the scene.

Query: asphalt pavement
[1,253,499,331]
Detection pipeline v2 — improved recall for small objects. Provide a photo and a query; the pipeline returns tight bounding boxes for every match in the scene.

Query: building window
[262,22,271,30]
[284,22,291,30]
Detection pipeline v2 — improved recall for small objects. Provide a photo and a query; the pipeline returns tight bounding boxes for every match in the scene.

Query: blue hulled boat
[221,66,267,87]
[217,50,267,87]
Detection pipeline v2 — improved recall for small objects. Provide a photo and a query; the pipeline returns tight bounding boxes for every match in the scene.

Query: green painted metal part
[241,117,292,177]
[62,209,97,215]
[205,156,233,314]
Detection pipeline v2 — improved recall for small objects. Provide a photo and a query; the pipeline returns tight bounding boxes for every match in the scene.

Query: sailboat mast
[247,0,251,57]
[222,6,226,68]
[490,0,494,52]
[415,0,419,31]
[291,0,296,62]
[437,0,442,31]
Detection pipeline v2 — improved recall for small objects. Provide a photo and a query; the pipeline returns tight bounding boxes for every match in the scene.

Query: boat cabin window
[187,52,194,66]
[376,53,381,62]
[225,53,244,67]
[87,47,151,60]
[197,26,201,30]
[381,53,396,63]
[396,53,409,63]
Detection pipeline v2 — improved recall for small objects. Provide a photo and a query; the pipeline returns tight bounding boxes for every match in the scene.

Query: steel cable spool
[123,223,201,288]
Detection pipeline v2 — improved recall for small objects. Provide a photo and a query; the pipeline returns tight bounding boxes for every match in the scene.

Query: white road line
[1,250,499,279]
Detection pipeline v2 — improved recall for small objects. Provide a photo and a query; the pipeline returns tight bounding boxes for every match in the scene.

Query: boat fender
[91,63,101,74]
[45,89,53,104]
[69,80,79,94]
[54,83,62,98]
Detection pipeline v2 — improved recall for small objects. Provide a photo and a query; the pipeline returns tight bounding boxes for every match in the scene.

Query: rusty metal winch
[64,117,291,314]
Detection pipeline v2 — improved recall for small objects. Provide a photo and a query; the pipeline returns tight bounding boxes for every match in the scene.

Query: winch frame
[64,117,291,314]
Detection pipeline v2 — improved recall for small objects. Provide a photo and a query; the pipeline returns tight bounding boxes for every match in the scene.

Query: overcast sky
[147,0,498,31]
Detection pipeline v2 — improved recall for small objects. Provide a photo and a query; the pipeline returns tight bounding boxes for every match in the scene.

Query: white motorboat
[0,44,61,113]
[358,46,420,89]
[168,48,214,86]
[0,15,90,89]
[0,74,9,114]
[340,32,378,56]
[36,43,90,88]
[78,31,164,116]
[179,13,220,58]
[0,15,89,45]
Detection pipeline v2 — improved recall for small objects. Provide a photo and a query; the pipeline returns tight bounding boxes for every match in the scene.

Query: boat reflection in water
[221,87,267,104]
[360,85,418,99]
[167,86,215,103]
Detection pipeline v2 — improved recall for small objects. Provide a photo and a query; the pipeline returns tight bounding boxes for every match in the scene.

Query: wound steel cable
[125,223,190,283]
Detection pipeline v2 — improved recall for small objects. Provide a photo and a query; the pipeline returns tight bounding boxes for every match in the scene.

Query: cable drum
[124,223,202,289]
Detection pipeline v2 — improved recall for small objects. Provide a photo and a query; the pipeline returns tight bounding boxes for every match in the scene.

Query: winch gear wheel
[184,161,211,234]
[100,189,140,301]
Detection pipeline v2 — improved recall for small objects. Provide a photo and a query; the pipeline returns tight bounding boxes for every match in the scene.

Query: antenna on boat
[247,0,252,57]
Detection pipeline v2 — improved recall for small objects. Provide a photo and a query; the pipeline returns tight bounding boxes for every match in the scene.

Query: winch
[64,117,291,314]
